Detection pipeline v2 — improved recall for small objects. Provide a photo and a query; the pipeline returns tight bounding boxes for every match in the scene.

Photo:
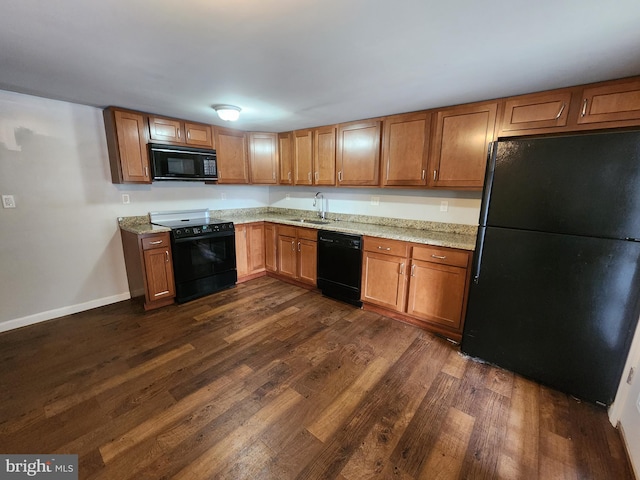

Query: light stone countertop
[118,207,477,251]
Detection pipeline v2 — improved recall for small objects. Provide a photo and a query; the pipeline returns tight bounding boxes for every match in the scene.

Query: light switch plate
[371,196,380,206]
[2,195,16,208]
[440,201,449,212]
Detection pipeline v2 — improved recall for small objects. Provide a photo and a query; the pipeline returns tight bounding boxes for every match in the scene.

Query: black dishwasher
[317,231,363,307]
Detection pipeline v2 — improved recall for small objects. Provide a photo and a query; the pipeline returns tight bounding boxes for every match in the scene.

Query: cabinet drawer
[363,236,408,257]
[412,244,469,268]
[297,227,317,241]
[142,233,171,250]
[278,225,297,237]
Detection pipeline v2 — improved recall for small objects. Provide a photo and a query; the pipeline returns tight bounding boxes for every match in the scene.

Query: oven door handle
[172,231,235,243]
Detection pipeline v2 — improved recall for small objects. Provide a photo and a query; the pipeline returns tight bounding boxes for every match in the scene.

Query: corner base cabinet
[120,230,175,310]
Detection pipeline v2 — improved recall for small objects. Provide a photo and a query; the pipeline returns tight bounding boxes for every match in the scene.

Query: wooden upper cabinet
[577,78,640,125]
[429,102,497,189]
[185,122,213,147]
[499,90,572,135]
[278,132,293,184]
[148,115,213,148]
[293,129,313,185]
[103,107,151,184]
[149,116,183,143]
[382,111,431,186]
[248,132,278,184]
[214,126,249,184]
[314,126,336,185]
[337,120,382,186]
[292,127,336,185]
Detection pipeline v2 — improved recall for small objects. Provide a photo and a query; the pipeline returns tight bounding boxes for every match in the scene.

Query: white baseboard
[619,423,639,480]
[0,292,132,333]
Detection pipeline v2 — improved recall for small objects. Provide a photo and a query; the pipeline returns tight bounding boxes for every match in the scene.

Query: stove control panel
[173,222,234,239]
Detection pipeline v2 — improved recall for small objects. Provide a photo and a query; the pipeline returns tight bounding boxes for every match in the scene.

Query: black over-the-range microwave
[149,143,218,181]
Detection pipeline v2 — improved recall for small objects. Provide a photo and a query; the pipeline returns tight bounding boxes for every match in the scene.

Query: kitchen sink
[288,218,331,225]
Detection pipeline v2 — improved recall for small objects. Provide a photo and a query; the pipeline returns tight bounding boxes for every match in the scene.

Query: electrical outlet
[286,193,291,200]
[2,195,16,208]
[440,201,449,212]
[221,192,226,200]
[121,194,130,204]
[371,196,379,206]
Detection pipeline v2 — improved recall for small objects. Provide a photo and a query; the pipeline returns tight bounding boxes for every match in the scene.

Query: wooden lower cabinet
[275,225,317,286]
[361,236,471,340]
[120,230,175,310]
[264,223,278,272]
[235,222,266,282]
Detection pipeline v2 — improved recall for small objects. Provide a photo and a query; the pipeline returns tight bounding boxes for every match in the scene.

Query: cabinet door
[104,108,151,184]
[361,251,407,311]
[185,122,213,148]
[235,224,249,278]
[337,120,381,186]
[297,238,317,285]
[277,234,297,278]
[429,102,497,189]
[278,132,293,184]
[314,126,336,185]
[265,223,278,272]
[249,132,278,184]
[406,260,467,331]
[143,247,175,302]
[382,112,431,186]
[500,90,572,134]
[577,79,640,125]
[248,223,266,273]
[293,129,313,185]
[215,127,249,184]
[149,116,183,143]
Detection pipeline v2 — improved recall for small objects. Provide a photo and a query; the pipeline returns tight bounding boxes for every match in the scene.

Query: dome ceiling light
[213,105,241,122]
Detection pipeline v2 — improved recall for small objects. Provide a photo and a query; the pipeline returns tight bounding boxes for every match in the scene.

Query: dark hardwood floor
[0,276,633,479]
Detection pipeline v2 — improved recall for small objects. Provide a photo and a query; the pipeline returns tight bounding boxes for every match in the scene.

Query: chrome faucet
[313,192,326,219]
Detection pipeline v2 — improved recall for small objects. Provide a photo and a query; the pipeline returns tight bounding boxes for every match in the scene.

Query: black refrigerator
[461,130,640,406]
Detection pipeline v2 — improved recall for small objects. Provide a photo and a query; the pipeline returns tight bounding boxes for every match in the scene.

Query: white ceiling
[2,0,640,132]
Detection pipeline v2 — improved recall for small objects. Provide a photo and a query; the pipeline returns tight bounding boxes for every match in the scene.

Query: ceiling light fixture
[213,105,241,122]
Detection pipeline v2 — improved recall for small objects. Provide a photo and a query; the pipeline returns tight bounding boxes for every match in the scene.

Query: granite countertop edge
[118,209,477,251]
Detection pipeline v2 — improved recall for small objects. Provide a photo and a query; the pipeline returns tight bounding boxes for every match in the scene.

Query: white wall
[270,186,482,225]
[0,90,268,331]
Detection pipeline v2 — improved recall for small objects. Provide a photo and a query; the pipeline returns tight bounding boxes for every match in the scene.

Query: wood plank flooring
[0,276,633,479]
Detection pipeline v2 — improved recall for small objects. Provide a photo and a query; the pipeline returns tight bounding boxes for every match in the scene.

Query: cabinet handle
[149,240,163,245]
[291,241,295,251]
[555,103,566,119]
[165,251,169,263]
[297,241,301,252]
[399,263,405,275]
[288,171,292,181]
[377,246,391,251]
[307,172,312,181]
[581,98,588,117]
[273,171,276,180]
[422,169,426,181]
[433,170,438,181]
[315,171,319,182]
[177,128,182,139]
[338,171,343,182]
[144,166,149,178]
[411,264,416,276]
[431,254,447,260]
[187,130,191,140]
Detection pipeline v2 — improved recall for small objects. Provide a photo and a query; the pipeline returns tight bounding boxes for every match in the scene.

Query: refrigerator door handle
[478,142,499,227]
[472,227,487,283]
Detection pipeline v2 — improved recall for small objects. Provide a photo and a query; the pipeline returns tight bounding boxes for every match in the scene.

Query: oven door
[171,231,237,302]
